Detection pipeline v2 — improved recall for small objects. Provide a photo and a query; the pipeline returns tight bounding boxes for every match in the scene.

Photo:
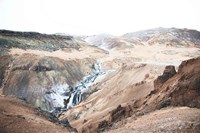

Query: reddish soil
[0,96,70,133]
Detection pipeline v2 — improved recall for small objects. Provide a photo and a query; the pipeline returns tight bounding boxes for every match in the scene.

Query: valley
[0,28,200,133]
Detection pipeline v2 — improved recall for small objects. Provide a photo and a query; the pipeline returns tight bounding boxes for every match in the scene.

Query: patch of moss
[0,33,81,52]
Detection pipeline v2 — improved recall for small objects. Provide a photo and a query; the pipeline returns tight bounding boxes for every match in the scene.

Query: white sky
[0,0,200,35]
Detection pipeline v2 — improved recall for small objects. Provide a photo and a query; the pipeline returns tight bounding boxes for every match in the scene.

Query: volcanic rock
[154,65,176,90]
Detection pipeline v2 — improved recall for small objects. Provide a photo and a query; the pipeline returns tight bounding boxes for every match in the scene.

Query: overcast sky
[0,0,199,35]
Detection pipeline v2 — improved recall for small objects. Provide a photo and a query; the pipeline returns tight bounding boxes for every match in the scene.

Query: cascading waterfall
[44,60,105,115]
[67,60,104,108]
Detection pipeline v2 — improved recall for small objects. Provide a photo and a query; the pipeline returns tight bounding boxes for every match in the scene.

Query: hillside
[0,96,76,133]
[60,57,200,132]
[105,56,200,132]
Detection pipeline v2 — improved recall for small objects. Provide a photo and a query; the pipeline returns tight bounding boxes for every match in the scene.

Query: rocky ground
[0,28,200,132]
[107,107,200,133]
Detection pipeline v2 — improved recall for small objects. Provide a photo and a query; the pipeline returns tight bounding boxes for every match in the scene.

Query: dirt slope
[60,63,165,132]
[105,57,200,132]
[0,96,71,133]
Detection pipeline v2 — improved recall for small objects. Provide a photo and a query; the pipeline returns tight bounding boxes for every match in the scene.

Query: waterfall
[44,84,70,109]
[45,60,105,113]
[67,93,74,109]
[67,60,105,108]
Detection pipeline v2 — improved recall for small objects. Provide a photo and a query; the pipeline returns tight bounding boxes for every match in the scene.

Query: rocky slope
[60,57,200,132]
[0,96,76,133]
[108,107,200,133]
[105,57,200,132]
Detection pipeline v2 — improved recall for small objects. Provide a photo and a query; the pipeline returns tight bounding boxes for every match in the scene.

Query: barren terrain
[0,28,200,133]
[0,96,70,133]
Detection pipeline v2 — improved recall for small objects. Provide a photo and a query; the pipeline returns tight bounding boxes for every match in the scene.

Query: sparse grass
[0,35,81,52]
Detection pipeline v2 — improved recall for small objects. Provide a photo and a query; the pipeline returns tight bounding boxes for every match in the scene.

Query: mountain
[123,27,200,47]
[86,28,200,51]
[0,28,200,133]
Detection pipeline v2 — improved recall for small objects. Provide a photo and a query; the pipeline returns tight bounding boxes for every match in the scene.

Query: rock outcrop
[143,57,200,112]
[154,65,176,90]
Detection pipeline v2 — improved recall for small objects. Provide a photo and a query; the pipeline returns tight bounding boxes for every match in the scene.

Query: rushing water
[44,61,105,115]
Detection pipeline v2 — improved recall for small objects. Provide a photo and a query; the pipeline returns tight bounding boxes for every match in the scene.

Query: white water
[45,61,105,111]
[67,60,105,108]
[45,84,70,108]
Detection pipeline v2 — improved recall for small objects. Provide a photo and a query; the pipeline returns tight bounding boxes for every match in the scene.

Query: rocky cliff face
[148,57,200,109]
